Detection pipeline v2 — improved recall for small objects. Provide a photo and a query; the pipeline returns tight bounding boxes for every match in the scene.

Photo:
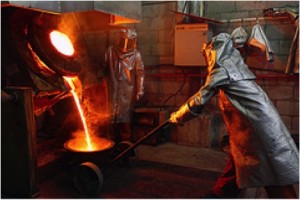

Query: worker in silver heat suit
[105,29,145,142]
[169,33,299,198]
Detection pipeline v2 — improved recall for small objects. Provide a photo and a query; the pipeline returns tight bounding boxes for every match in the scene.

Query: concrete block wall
[133,1,176,66]
[81,1,299,146]
[206,1,299,72]
[257,78,299,134]
[203,1,299,136]
[205,1,299,21]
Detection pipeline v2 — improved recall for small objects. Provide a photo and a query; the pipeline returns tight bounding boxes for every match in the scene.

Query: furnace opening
[50,30,74,56]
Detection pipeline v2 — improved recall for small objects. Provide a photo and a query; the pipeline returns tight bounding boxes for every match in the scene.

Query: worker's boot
[264,184,298,199]
[207,154,241,198]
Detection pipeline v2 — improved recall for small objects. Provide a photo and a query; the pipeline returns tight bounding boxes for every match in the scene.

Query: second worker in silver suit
[105,29,145,142]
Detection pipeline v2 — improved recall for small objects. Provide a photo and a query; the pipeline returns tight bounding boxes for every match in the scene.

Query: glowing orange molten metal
[50,30,74,56]
[64,132,114,153]
[64,77,93,151]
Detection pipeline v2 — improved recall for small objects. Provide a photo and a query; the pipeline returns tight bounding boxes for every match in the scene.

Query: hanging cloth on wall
[248,23,274,61]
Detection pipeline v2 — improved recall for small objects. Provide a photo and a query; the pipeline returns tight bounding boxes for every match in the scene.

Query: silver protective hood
[231,26,248,48]
[211,33,256,81]
[117,29,137,53]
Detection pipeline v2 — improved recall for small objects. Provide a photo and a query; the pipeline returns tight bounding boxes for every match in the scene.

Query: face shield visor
[117,29,137,53]
[118,37,136,53]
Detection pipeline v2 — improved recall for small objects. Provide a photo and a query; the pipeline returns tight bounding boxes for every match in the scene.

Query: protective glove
[169,97,203,124]
[169,104,193,124]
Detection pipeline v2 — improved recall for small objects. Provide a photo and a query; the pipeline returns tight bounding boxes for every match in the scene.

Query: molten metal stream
[50,30,94,151]
[64,77,93,151]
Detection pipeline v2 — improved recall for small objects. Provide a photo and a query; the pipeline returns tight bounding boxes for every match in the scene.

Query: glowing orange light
[50,30,74,56]
[65,134,114,152]
[64,76,93,151]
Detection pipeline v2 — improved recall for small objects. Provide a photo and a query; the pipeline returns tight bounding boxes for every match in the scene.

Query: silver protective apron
[187,33,299,188]
[106,46,144,123]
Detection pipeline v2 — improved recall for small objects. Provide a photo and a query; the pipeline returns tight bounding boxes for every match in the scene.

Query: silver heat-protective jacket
[105,46,145,123]
[181,33,299,188]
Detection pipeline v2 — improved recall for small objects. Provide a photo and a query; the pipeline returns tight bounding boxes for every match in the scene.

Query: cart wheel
[115,141,139,167]
[73,162,104,196]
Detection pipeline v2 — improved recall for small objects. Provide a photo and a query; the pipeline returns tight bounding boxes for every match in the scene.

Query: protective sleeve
[170,67,229,123]
[135,51,145,97]
[190,67,229,109]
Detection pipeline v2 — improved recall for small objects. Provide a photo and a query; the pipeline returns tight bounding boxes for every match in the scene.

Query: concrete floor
[137,142,228,173]
[137,142,299,199]
[36,142,225,198]
[24,141,299,199]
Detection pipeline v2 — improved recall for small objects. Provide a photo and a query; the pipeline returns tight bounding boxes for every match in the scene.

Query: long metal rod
[108,120,170,165]
[146,73,299,80]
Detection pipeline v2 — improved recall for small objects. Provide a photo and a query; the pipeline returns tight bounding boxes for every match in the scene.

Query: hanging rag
[248,23,274,61]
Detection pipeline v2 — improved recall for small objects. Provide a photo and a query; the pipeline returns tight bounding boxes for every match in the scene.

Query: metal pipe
[220,16,292,24]
[199,0,204,17]
[146,73,299,80]
[142,1,177,6]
